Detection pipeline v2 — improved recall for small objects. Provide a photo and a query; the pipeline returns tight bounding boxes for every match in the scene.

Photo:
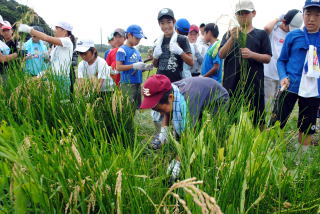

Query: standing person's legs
[251,93,266,128]
[297,96,320,145]
[264,76,279,110]
[120,83,141,112]
[277,91,298,128]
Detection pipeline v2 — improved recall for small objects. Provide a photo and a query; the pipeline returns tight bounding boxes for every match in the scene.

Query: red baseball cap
[189,24,199,33]
[140,74,172,109]
[1,21,12,30]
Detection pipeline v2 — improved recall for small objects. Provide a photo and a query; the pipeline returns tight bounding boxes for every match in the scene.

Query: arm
[30,29,63,46]
[0,52,18,62]
[219,36,234,59]
[241,49,272,63]
[264,18,279,35]
[116,60,133,71]
[153,58,159,68]
[181,52,193,66]
[203,64,219,77]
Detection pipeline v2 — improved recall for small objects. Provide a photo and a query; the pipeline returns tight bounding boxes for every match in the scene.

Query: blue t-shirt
[277,29,320,94]
[116,45,142,84]
[24,39,48,76]
[201,44,223,83]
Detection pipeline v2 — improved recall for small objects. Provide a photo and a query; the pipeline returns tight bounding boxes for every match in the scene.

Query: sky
[16,0,305,46]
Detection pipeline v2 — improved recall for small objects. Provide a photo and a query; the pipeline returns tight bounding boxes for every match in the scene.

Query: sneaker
[167,159,181,183]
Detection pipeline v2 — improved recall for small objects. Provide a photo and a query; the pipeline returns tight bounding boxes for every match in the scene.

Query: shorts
[277,91,320,135]
[120,83,141,110]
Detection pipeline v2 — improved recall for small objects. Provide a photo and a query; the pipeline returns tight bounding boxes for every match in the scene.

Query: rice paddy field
[0,62,320,214]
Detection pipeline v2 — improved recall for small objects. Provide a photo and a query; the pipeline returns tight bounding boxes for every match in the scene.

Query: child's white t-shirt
[50,37,73,76]
[264,24,287,80]
[78,56,114,91]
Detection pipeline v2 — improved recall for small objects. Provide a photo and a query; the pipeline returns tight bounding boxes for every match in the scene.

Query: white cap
[75,39,95,52]
[235,0,255,13]
[55,21,73,32]
[0,15,5,25]
[1,21,12,30]
[289,12,303,31]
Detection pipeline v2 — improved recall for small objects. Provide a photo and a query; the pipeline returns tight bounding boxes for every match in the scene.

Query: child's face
[114,34,125,48]
[304,7,320,33]
[203,31,212,43]
[54,27,67,37]
[128,34,141,46]
[188,31,199,43]
[1,29,13,41]
[79,50,95,63]
[236,10,256,28]
[159,18,175,37]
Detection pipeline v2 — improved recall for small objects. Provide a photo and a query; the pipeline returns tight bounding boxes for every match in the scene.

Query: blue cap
[175,18,191,33]
[304,0,320,9]
[126,25,147,39]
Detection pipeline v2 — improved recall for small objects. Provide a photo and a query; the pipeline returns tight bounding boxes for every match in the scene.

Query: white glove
[153,45,162,59]
[144,64,154,71]
[18,24,33,34]
[132,62,146,70]
[170,42,183,55]
[278,14,285,21]
[159,126,169,143]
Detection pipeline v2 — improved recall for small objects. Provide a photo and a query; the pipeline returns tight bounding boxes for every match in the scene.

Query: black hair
[304,6,320,13]
[67,31,76,51]
[159,89,173,105]
[158,16,175,23]
[200,23,206,28]
[204,23,219,38]
[88,47,98,58]
[176,29,188,36]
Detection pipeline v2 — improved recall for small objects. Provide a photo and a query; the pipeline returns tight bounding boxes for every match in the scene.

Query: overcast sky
[16,0,305,46]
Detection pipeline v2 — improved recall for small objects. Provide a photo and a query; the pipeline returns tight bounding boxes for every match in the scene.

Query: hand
[132,62,146,70]
[280,77,290,88]
[169,43,183,55]
[240,48,254,59]
[278,14,285,21]
[230,27,240,39]
[18,24,32,34]
[153,45,162,59]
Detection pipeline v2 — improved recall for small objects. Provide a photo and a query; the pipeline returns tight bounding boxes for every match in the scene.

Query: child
[264,9,303,106]
[24,26,49,76]
[277,0,320,150]
[116,24,152,110]
[106,28,126,86]
[201,23,223,83]
[188,25,204,76]
[0,20,20,77]
[19,21,76,95]
[219,0,272,127]
[153,8,193,83]
[140,74,229,180]
[75,39,114,95]
[175,18,193,78]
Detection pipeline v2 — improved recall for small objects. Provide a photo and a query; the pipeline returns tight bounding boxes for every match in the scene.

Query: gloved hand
[170,42,183,55]
[153,45,162,59]
[18,24,33,34]
[132,62,146,70]
[144,63,154,71]
[133,62,153,71]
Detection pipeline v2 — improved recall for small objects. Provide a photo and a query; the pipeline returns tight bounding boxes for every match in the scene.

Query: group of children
[0,0,320,178]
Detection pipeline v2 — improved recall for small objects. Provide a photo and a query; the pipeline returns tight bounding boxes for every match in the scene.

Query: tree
[0,0,52,35]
